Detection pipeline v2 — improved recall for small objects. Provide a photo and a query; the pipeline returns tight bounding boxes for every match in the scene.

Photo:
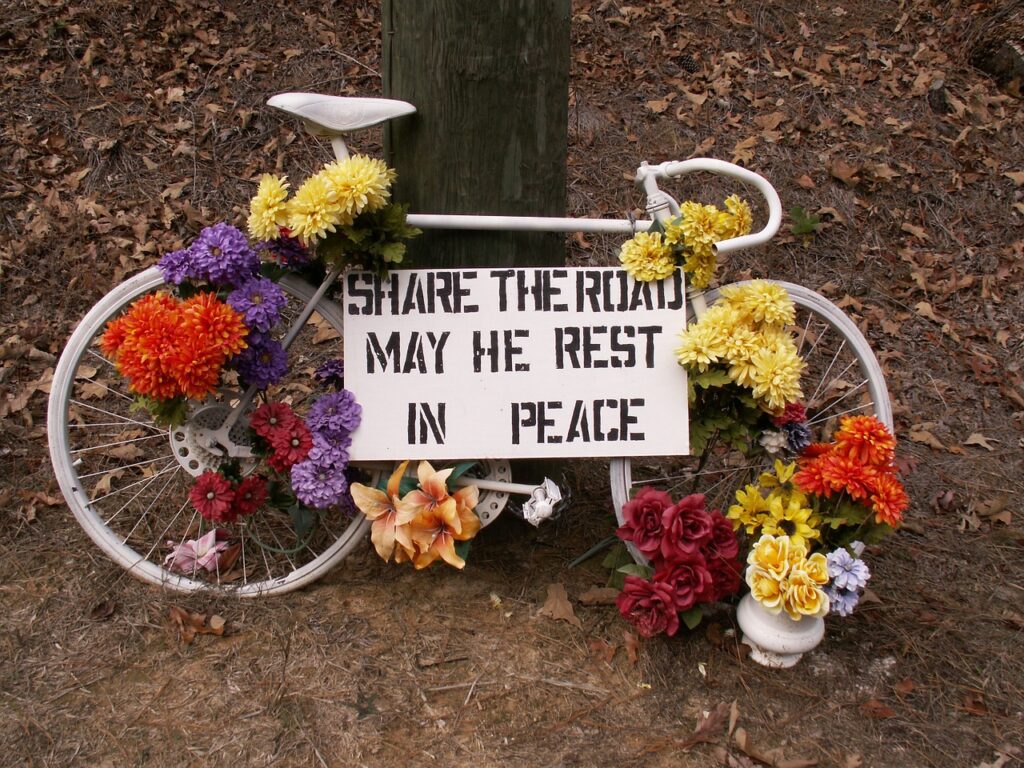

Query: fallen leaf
[577,586,620,605]
[859,699,896,718]
[962,692,988,716]
[168,606,227,644]
[1004,171,1024,186]
[829,158,860,185]
[909,429,945,450]
[646,96,674,114]
[914,301,943,323]
[794,174,816,189]
[731,136,757,165]
[901,222,930,241]
[893,678,917,697]
[588,637,617,663]
[90,599,116,621]
[538,583,582,628]
[963,432,997,451]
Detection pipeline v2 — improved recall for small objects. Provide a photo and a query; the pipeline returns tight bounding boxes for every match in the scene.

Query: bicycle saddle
[267,92,416,135]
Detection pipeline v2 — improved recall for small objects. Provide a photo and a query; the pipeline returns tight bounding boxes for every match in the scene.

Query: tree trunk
[382,0,570,268]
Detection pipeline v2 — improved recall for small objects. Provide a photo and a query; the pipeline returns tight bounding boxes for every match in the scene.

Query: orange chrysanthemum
[795,453,876,502]
[833,416,896,466]
[101,291,247,401]
[869,471,908,526]
[792,459,830,498]
[180,292,249,359]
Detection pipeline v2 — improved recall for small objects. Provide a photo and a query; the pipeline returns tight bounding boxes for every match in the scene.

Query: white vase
[736,593,825,668]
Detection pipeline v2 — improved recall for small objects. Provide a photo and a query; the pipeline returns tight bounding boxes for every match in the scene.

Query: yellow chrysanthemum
[721,325,761,365]
[717,194,753,240]
[728,484,770,534]
[675,319,727,371]
[720,280,795,327]
[619,231,677,282]
[749,343,805,412]
[247,174,290,241]
[286,174,346,243]
[678,201,721,251]
[747,566,785,611]
[782,568,830,619]
[682,242,717,290]
[322,154,396,218]
[760,493,821,550]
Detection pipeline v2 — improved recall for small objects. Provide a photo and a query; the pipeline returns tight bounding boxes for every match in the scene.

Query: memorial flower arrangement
[675,280,808,455]
[731,416,908,620]
[613,490,743,637]
[97,156,426,579]
[618,195,752,289]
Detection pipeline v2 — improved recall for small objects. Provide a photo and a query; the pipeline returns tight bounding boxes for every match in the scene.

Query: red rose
[653,555,715,612]
[659,494,713,563]
[616,486,674,559]
[616,575,680,637]
[703,510,740,561]
[706,556,742,601]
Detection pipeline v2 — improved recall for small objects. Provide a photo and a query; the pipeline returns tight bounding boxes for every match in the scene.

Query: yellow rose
[804,552,830,586]
[747,534,790,578]
[746,566,785,613]
[782,568,829,620]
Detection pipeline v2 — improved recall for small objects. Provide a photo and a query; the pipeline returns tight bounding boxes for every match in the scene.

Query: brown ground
[2,1,1023,766]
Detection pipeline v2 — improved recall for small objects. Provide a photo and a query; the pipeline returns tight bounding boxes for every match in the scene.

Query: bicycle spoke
[71,432,169,455]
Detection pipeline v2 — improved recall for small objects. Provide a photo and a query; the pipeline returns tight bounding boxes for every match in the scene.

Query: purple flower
[314,359,345,390]
[290,458,349,509]
[307,432,350,467]
[157,247,192,285]
[234,333,288,389]
[784,421,813,454]
[825,585,860,617]
[257,236,311,267]
[228,277,288,332]
[826,548,871,592]
[306,390,361,441]
[190,223,260,287]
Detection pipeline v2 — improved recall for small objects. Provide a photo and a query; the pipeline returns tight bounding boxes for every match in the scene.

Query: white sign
[343,268,689,460]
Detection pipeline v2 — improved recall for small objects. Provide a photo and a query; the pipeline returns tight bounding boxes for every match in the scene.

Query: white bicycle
[47,93,891,596]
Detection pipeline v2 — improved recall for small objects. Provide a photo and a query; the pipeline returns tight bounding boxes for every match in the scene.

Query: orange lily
[350,460,409,561]
[396,461,460,533]
[407,476,482,570]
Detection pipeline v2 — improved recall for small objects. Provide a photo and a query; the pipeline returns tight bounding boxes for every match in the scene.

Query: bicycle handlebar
[636,159,783,256]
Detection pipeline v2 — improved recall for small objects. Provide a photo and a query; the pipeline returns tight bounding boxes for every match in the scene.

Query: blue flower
[157,247,192,285]
[257,236,311,267]
[825,585,860,617]
[826,548,871,592]
[233,333,288,389]
[190,223,260,287]
[314,358,345,390]
[783,421,812,454]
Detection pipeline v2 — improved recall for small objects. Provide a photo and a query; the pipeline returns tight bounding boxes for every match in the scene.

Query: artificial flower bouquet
[97,155,423,579]
[618,194,752,289]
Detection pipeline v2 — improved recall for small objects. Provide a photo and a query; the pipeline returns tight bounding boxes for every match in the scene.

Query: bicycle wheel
[609,280,892,563]
[47,266,372,596]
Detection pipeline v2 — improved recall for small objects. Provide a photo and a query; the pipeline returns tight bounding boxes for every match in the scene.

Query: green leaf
[454,539,472,562]
[617,563,654,579]
[445,461,477,488]
[692,369,733,389]
[601,542,635,572]
[680,605,704,630]
[289,504,317,541]
[789,205,821,236]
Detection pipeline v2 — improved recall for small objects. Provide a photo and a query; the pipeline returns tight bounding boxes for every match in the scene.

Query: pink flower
[189,471,236,522]
[653,555,714,612]
[616,487,673,558]
[164,529,230,573]
[616,575,680,637]
[703,510,740,561]
[659,494,713,563]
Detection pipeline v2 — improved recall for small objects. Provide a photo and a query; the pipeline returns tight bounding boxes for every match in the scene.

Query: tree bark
[382,1,570,268]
